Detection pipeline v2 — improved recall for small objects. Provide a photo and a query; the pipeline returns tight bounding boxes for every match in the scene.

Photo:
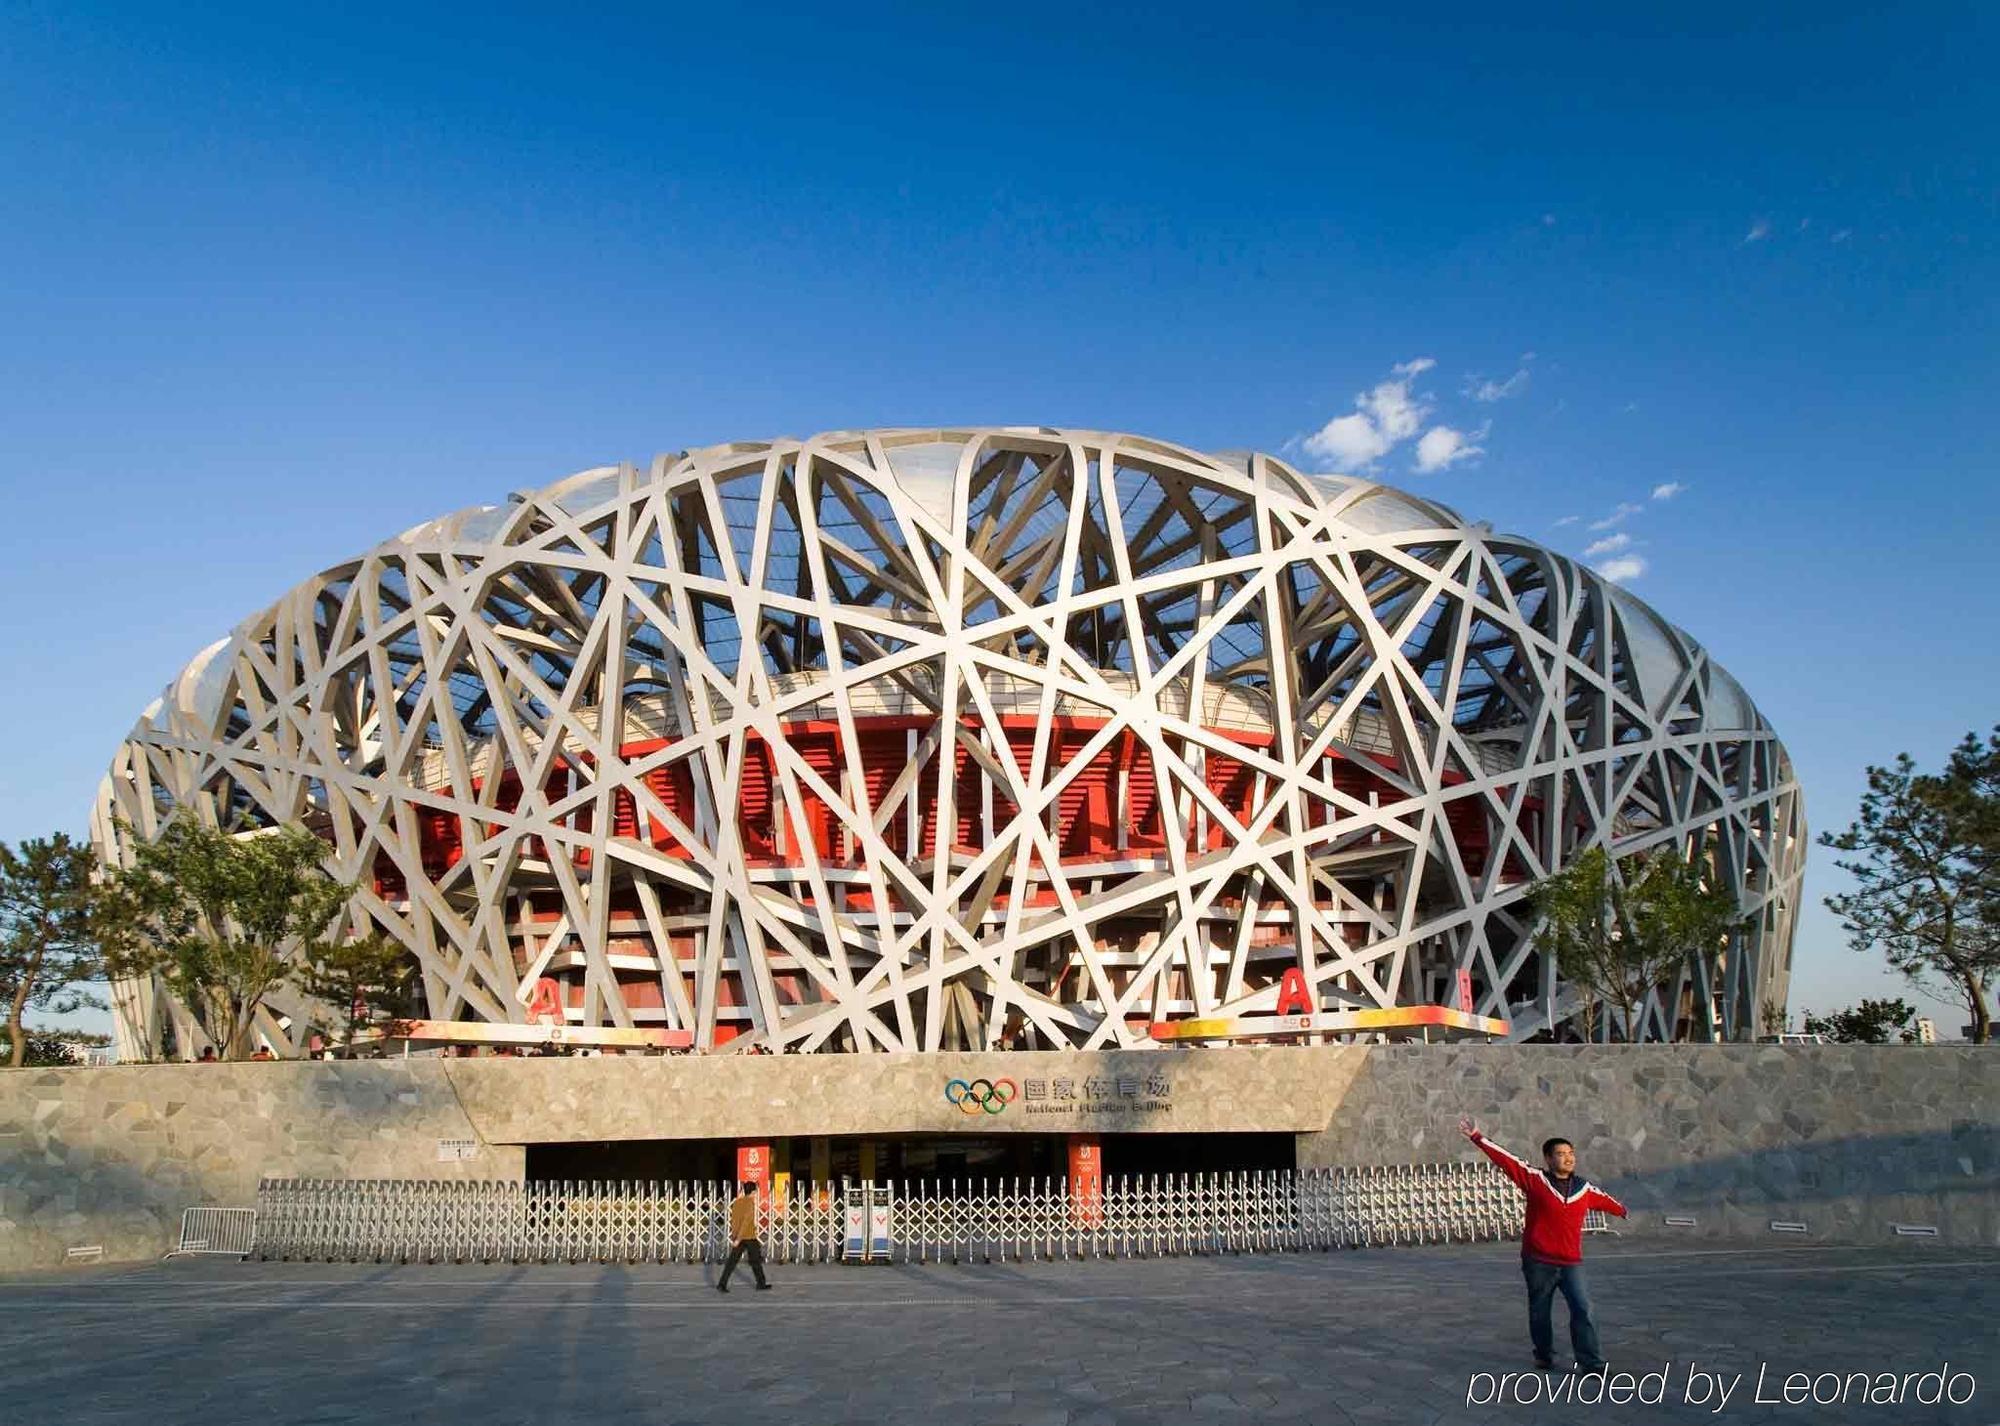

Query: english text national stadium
[95,428,1804,1077]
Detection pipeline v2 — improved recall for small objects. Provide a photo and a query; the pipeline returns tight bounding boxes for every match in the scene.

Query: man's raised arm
[1459,1115,1532,1191]
[1584,1182,1628,1218]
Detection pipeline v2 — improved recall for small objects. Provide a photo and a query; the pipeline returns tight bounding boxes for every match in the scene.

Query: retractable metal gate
[255,1162,1531,1265]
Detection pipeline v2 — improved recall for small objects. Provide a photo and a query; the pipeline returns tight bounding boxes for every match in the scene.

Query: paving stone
[7,1242,1998,1423]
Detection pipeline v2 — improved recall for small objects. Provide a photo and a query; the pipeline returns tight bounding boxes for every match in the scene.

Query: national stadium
[94,427,1805,1102]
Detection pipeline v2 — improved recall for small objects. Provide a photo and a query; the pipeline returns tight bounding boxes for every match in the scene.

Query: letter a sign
[526,977,564,1025]
[1275,966,1313,1017]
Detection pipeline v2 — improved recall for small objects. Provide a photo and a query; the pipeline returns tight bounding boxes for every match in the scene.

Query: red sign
[1456,969,1474,1014]
[525,977,564,1025]
[1275,966,1314,1017]
[1068,1136,1103,1227]
[736,1143,771,1200]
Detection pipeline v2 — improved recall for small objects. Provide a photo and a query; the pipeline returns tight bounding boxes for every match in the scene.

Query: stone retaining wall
[1300,1043,1997,1246]
[2,1044,1992,1272]
[0,1060,518,1272]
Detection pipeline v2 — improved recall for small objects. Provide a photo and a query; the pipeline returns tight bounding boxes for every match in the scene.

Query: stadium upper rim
[138,425,1763,738]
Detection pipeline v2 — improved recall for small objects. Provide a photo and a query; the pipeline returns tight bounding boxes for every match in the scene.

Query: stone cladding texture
[0,1061,516,1272]
[1300,1044,1998,1247]
[1,1045,1992,1271]
[439,1046,1367,1142]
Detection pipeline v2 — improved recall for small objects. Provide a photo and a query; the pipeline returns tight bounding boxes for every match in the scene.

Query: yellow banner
[1149,1005,1508,1042]
[394,1019,692,1049]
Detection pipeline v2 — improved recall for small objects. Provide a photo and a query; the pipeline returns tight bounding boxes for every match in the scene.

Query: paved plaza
[9,1241,1997,1425]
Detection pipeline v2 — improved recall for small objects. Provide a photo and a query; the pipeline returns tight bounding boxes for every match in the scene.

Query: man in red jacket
[1460,1115,1627,1371]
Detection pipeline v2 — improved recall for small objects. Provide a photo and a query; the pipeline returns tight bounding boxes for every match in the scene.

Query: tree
[12,1026,113,1068]
[1801,997,1920,1044]
[298,933,416,1054]
[1822,728,1998,1044]
[1530,844,1747,1041]
[1530,847,1616,1040]
[0,834,116,1068]
[1621,848,1747,1039]
[108,821,351,1060]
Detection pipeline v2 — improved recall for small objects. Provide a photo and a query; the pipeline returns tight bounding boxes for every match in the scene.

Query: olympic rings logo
[945,1077,1018,1115]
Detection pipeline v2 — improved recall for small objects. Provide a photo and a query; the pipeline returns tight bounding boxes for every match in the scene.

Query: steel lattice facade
[94,428,1803,1060]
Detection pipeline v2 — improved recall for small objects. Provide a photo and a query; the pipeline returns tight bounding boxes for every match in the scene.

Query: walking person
[716,1181,772,1293]
[1459,1116,1626,1371]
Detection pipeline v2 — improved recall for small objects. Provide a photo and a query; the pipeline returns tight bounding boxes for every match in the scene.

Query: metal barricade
[842,1180,893,1262]
[253,1158,1547,1267]
[168,1206,258,1258]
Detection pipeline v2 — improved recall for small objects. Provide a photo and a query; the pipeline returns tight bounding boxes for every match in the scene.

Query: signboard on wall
[943,1072,1174,1123]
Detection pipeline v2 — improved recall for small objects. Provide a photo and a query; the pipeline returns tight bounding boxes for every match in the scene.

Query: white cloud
[1366,359,1433,438]
[1301,358,1436,470]
[1467,368,1531,402]
[1303,413,1392,467]
[1588,501,1645,531]
[1552,515,1580,528]
[1584,531,1633,558]
[1413,424,1486,473]
[1832,228,1852,244]
[1744,218,1772,243]
[1651,481,1686,501]
[1596,554,1648,583]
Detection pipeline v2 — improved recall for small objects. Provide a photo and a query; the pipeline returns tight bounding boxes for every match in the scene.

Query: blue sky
[3,2,1994,1032]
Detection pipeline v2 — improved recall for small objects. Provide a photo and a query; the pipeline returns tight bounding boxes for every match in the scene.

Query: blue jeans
[1521,1258,1602,1367]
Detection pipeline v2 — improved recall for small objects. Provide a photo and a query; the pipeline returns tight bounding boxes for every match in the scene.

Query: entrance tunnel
[526,1131,1297,1186]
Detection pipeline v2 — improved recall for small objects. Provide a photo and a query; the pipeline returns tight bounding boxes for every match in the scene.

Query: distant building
[1915,1017,1937,1044]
